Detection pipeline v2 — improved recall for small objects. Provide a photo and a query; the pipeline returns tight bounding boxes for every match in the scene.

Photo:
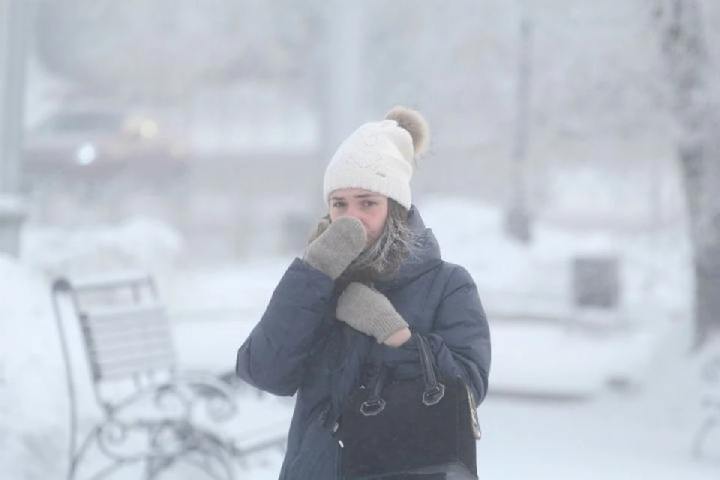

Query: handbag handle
[359,361,387,416]
[416,334,446,406]
[360,333,446,416]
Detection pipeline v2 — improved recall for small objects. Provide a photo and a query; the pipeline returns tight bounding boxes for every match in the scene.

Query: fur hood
[373,204,442,292]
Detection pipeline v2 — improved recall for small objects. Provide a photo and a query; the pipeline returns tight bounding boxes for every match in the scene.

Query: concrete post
[0,0,32,257]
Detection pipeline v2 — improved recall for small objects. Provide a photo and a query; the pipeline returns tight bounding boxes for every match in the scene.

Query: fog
[2,1,720,479]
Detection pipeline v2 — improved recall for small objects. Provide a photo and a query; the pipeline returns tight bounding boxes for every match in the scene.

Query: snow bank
[420,194,692,321]
[0,255,67,479]
[21,215,183,287]
[2,216,186,478]
[419,195,694,395]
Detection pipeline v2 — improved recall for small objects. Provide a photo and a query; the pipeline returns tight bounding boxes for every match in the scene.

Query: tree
[655,0,720,348]
[33,0,318,101]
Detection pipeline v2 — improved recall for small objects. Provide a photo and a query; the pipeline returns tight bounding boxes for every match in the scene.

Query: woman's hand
[336,282,409,344]
[305,216,331,244]
[383,327,411,347]
[303,217,366,280]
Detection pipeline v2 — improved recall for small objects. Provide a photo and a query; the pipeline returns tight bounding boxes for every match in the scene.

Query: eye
[362,201,377,208]
[332,201,346,208]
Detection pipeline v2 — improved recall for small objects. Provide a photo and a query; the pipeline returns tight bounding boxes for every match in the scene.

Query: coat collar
[373,204,443,291]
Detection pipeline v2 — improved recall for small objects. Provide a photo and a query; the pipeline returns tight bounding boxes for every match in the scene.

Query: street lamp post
[0,0,32,257]
[504,5,534,244]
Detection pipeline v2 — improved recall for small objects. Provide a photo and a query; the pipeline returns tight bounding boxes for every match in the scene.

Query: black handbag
[334,333,481,479]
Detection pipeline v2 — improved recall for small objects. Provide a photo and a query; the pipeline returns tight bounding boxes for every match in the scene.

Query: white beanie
[323,106,429,210]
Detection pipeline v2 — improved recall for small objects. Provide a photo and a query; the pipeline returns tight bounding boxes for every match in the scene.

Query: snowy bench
[51,271,287,480]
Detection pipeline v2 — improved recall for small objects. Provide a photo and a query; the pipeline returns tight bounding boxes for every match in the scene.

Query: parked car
[23,107,189,179]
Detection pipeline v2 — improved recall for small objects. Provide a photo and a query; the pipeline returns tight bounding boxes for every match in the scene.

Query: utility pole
[0,0,32,257]
[504,2,534,244]
[314,0,364,201]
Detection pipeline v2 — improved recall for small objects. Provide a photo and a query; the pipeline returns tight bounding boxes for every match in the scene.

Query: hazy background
[2,1,720,479]
[16,0,701,259]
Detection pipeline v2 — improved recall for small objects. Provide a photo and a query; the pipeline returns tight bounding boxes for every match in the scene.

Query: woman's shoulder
[433,260,477,293]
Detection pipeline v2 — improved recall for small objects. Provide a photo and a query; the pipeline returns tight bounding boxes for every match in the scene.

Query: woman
[235,106,491,479]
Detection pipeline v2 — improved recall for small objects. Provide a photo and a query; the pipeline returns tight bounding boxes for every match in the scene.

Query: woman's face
[328,188,389,245]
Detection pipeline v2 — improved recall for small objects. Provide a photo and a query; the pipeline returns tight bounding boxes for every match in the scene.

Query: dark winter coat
[235,205,491,480]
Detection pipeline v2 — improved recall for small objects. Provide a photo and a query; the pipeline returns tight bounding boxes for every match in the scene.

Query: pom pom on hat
[385,105,430,156]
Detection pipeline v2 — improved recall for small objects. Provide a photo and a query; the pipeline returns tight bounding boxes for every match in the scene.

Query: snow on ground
[3,195,718,479]
[419,195,691,320]
[420,195,694,395]
[0,254,67,479]
[21,215,183,282]
[0,252,294,479]
[1,217,190,479]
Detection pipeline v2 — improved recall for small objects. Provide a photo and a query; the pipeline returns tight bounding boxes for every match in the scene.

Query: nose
[338,208,367,229]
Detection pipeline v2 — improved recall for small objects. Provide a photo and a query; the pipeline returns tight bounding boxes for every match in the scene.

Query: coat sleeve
[235,258,336,396]
[392,265,491,404]
[424,265,491,403]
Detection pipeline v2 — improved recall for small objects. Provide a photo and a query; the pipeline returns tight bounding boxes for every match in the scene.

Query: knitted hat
[323,106,429,210]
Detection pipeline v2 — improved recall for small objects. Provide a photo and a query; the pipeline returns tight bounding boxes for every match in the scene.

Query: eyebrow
[330,194,381,200]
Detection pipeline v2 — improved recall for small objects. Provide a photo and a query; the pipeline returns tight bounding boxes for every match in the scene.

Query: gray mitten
[336,282,409,343]
[306,216,331,245]
[303,216,367,279]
